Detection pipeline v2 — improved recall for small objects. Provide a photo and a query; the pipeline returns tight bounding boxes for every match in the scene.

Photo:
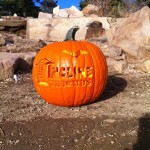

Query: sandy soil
[0,71,150,150]
[0,31,150,150]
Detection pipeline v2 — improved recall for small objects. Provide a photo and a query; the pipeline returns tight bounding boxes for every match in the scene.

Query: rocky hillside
[0,5,150,81]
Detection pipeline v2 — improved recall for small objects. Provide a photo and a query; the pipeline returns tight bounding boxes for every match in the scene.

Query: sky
[57,0,80,9]
[34,0,81,9]
[34,0,135,9]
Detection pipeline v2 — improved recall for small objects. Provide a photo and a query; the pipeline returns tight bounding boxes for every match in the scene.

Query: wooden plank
[0,20,26,27]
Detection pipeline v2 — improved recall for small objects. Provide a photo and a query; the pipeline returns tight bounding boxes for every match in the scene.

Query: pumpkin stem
[64,25,79,41]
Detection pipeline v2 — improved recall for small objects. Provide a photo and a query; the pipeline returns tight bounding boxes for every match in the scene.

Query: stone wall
[26,17,110,41]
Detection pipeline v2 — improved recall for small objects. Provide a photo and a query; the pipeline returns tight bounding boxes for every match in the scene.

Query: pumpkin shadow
[97,75,127,101]
[14,58,32,74]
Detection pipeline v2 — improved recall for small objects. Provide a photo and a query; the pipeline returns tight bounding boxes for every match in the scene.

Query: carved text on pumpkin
[36,58,93,87]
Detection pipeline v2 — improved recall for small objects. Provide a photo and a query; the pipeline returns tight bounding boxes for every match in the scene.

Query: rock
[53,5,83,18]
[0,112,3,122]
[5,39,14,46]
[136,59,150,73]
[106,6,150,58]
[104,119,116,123]
[85,21,104,39]
[26,17,33,20]
[90,40,124,59]
[105,45,124,59]
[0,59,14,80]
[13,36,38,47]
[114,60,127,74]
[102,19,110,30]
[144,60,150,73]
[0,26,5,31]
[54,9,69,18]
[66,6,83,17]
[2,36,41,53]
[82,4,103,17]
[106,57,127,74]
[0,20,26,27]
[26,17,110,41]
[1,16,22,20]
[38,12,52,19]
[38,39,47,47]
[13,13,17,17]
[108,18,127,28]
[0,36,5,46]
[53,5,60,15]
[19,52,36,70]
[0,52,36,80]
[89,14,99,18]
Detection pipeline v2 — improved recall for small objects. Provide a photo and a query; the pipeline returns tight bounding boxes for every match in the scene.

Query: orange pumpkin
[32,26,108,106]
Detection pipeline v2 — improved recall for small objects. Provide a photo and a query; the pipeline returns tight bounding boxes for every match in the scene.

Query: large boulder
[38,12,52,19]
[53,6,60,15]
[0,52,36,80]
[139,60,150,73]
[26,17,110,41]
[66,6,83,17]
[144,60,150,73]
[54,9,69,18]
[85,21,104,39]
[53,5,83,18]
[106,6,150,58]
[82,4,103,17]
[106,57,127,74]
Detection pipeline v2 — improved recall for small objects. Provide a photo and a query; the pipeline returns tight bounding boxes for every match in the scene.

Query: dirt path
[0,73,150,150]
[1,116,149,150]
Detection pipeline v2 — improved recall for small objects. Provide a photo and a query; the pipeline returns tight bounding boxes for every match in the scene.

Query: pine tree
[79,0,89,10]
[0,0,40,17]
[79,0,126,17]
[0,0,16,15]
[136,0,150,7]
[40,0,57,13]
[110,0,126,17]
[15,0,40,17]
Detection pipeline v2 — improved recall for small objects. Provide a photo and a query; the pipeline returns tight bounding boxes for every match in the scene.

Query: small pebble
[111,141,114,144]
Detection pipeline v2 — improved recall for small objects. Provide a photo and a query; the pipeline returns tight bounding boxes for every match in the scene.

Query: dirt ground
[0,31,150,150]
[0,71,150,150]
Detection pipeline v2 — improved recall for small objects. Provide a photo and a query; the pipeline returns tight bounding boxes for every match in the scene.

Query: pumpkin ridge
[61,44,66,106]
[33,44,53,101]
[71,41,82,106]
[86,42,102,101]
[63,41,68,106]
[81,51,87,105]
[70,41,77,107]
[85,41,98,104]
[46,43,57,103]
[68,41,76,106]
[59,42,66,106]
[80,41,95,105]
[77,41,89,106]
[73,41,87,106]
[89,42,108,99]
[95,44,108,97]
